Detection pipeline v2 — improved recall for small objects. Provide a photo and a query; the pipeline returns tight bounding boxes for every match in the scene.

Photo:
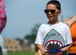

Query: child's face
[44,4,61,23]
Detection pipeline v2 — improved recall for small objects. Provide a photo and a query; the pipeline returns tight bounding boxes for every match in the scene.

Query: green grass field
[8,51,35,55]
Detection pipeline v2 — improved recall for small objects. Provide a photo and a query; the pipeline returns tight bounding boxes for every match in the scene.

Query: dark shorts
[68,53,76,55]
[0,46,2,55]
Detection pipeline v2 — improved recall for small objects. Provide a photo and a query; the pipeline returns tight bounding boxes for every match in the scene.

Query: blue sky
[2,0,76,39]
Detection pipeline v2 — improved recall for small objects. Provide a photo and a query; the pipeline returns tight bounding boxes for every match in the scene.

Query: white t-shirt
[35,22,72,49]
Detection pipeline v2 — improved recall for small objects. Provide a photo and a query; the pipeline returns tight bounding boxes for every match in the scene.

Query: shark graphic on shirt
[43,29,65,51]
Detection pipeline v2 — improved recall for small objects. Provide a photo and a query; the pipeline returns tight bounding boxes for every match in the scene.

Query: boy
[35,0,72,55]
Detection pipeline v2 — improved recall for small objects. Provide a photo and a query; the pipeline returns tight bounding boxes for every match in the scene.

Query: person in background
[0,0,7,55]
[65,15,76,55]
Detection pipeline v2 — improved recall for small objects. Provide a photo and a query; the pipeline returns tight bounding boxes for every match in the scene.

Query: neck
[48,20,59,24]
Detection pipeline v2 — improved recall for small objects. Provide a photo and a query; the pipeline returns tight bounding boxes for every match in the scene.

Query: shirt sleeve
[35,25,44,45]
[65,25,73,45]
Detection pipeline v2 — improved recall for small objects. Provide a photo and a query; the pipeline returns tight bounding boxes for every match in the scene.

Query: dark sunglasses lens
[50,10,55,14]
[44,10,49,14]
[44,10,55,14]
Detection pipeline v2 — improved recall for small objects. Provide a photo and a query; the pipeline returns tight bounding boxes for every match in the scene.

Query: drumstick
[46,44,70,53]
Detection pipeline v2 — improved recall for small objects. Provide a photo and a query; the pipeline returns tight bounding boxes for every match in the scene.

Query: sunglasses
[44,9,56,14]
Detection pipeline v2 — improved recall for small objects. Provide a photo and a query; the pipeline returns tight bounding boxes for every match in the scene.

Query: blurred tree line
[24,24,40,44]
[15,24,40,52]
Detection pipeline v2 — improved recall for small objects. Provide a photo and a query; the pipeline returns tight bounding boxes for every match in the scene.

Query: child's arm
[36,44,47,54]
[70,15,76,24]
[60,44,72,52]
[65,15,76,27]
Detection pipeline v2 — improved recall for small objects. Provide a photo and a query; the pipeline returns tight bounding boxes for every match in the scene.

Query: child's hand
[38,49,48,55]
[41,49,48,55]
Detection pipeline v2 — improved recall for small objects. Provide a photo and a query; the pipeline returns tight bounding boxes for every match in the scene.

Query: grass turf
[8,51,35,55]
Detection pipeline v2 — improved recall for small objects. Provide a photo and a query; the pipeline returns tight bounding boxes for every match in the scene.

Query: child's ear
[59,10,61,13]
[57,10,61,14]
[58,10,61,15]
